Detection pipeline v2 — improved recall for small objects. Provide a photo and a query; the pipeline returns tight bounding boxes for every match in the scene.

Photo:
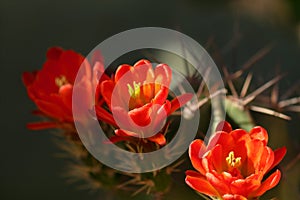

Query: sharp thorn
[232,44,273,79]
[240,72,253,98]
[249,105,291,120]
[243,74,285,105]
[278,97,300,108]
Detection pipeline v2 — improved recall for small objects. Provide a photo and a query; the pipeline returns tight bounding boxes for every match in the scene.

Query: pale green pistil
[128,81,141,98]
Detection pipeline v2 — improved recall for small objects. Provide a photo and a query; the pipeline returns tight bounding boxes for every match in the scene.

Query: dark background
[1,0,299,199]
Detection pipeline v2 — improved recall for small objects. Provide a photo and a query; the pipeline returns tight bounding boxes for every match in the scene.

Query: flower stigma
[226,151,241,168]
[128,81,141,98]
[55,75,69,88]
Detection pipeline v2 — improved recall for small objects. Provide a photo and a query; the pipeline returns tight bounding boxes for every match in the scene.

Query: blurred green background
[1,0,299,199]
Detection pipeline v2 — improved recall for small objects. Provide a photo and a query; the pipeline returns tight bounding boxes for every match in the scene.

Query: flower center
[226,151,241,168]
[55,75,69,88]
[128,81,141,98]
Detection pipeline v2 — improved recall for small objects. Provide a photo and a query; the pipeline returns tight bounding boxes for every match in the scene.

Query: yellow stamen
[128,81,141,98]
[226,151,241,168]
[55,75,68,87]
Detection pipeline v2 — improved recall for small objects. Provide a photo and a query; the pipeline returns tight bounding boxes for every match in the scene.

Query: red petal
[185,170,202,177]
[92,61,110,91]
[222,194,248,200]
[206,172,231,195]
[22,71,37,87]
[253,169,281,197]
[22,72,38,101]
[230,129,250,143]
[90,49,104,68]
[148,133,166,146]
[46,47,63,60]
[259,146,274,174]
[133,59,151,68]
[249,126,268,145]
[206,131,234,153]
[111,106,133,131]
[72,76,95,121]
[189,139,207,175]
[230,174,261,197]
[268,147,287,172]
[100,80,115,108]
[115,129,139,137]
[115,64,132,82]
[59,84,73,111]
[141,83,155,102]
[246,140,265,174]
[152,101,170,131]
[35,59,61,93]
[152,86,169,105]
[26,122,60,130]
[208,144,223,173]
[133,59,153,83]
[154,63,172,87]
[60,50,86,83]
[185,174,220,197]
[95,105,117,127]
[215,121,232,133]
[128,104,152,127]
[233,140,250,175]
[169,93,193,114]
[35,99,72,122]
[31,110,47,116]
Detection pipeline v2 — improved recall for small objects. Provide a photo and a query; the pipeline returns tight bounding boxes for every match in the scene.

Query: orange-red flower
[96,59,192,146]
[23,47,108,130]
[185,121,286,200]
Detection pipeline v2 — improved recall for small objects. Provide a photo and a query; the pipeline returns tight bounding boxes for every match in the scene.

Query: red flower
[96,59,192,146]
[185,121,286,200]
[23,47,108,130]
